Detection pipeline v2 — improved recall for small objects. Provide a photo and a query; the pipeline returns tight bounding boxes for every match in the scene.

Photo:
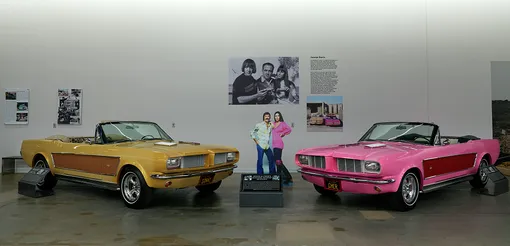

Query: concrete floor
[1,173,510,246]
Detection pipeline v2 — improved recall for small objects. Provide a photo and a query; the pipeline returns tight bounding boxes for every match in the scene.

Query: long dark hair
[242,59,256,74]
[274,111,284,122]
[276,65,288,80]
[274,65,296,92]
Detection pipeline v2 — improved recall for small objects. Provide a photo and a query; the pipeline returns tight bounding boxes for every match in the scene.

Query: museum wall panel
[426,0,510,139]
[0,0,507,173]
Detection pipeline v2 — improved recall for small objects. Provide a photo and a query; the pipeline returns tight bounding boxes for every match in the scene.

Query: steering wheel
[415,136,430,142]
[141,135,155,140]
[395,133,431,143]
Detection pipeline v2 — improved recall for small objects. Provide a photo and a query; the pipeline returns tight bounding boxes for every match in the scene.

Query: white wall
[0,0,509,173]
[426,0,510,138]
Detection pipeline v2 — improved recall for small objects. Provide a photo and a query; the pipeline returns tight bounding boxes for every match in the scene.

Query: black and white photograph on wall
[307,95,343,132]
[228,57,300,105]
[57,88,82,125]
[4,88,29,125]
[16,113,28,122]
[491,61,510,170]
[5,92,16,100]
[17,102,28,111]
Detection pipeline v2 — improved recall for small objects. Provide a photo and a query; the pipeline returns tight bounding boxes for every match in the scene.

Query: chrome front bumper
[298,168,395,184]
[150,164,237,179]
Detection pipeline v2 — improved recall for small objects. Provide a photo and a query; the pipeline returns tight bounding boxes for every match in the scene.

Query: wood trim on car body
[51,152,121,176]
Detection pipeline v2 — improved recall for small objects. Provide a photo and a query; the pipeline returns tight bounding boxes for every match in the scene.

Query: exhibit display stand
[480,166,509,196]
[239,174,283,207]
[18,167,56,198]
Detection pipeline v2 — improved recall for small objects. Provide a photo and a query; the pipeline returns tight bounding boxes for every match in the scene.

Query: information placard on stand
[480,166,509,196]
[18,167,56,198]
[239,174,283,207]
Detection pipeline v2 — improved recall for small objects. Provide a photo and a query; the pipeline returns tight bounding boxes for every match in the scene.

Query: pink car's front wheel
[313,183,337,196]
[390,170,420,211]
[470,157,489,189]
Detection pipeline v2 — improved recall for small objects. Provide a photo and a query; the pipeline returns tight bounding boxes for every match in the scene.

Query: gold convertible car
[20,120,239,209]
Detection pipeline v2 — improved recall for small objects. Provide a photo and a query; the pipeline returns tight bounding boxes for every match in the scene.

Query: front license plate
[325,179,341,191]
[199,173,215,185]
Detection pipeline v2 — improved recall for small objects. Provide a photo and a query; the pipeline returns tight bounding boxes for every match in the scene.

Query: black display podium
[18,167,55,198]
[239,174,283,207]
[480,165,509,196]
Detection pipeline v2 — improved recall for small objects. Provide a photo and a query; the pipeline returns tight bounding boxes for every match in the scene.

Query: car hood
[298,141,426,161]
[115,140,236,156]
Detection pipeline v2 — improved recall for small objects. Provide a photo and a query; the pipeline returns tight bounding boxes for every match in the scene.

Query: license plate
[198,173,215,185]
[325,179,341,191]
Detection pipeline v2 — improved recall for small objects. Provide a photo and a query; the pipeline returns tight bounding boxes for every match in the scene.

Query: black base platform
[480,165,509,196]
[18,167,55,198]
[239,173,283,207]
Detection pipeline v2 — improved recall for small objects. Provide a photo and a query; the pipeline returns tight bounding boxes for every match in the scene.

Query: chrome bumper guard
[150,164,237,179]
[298,168,395,184]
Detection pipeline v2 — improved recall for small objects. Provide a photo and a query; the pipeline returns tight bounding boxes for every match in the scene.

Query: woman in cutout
[271,111,293,186]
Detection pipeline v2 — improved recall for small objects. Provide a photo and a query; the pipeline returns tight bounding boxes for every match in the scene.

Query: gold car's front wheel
[33,157,58,190]
[120,167,153,209]
[195,180,222,193]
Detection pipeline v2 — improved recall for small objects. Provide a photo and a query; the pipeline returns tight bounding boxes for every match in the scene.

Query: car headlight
[364,161,380,173]
[227,152,236,161]
[298,155,309,164]
[166,157,181,169]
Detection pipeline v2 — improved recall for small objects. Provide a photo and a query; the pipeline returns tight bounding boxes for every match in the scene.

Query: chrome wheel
[402,173,419,206]
[479,159,489,184]
[122,172,141,204]
[32,158,57,189]
[34,160,47,168]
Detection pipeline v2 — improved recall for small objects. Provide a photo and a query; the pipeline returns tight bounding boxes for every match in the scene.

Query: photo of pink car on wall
[307,95,343,132]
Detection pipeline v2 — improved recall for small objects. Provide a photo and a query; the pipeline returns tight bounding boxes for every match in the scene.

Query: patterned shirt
[250,121,273,149]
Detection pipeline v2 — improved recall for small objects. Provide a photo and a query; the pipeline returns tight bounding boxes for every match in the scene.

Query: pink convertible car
[324,114,343,127]
[295,121,500,211]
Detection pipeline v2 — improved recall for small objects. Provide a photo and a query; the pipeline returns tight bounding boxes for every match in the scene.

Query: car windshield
[360,122,436,145]
[100,122,173,143]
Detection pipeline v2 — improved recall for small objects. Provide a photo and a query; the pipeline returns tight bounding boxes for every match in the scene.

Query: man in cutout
[250,112,276,174]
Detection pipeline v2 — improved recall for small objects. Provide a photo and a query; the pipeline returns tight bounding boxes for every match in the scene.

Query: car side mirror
[85,139,92,145]
[442,139,450,145]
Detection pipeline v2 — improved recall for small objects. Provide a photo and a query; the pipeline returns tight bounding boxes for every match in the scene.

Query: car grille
[309,156,326,169]
[214,153,227,165]
[182,155,206,168]
[337,158,363,173]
